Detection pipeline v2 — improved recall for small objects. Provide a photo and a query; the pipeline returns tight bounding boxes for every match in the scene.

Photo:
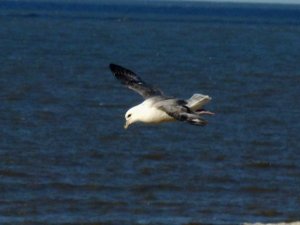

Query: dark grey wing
[157,99,207,126]
[109,64,163,99]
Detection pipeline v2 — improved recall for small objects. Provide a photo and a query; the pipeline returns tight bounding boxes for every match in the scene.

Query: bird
[109,63,214,129]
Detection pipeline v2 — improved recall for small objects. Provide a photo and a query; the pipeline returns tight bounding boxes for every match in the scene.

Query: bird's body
[109,63,213,129]
[129,99,175,124]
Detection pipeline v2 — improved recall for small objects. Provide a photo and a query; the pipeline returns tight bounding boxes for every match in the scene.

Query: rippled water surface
[1,1,300,225]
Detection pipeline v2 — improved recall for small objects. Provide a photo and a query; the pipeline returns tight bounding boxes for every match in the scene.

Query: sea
[1,1,300,225]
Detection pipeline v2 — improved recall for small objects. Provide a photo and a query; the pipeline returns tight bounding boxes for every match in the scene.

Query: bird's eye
[127,114,132,118]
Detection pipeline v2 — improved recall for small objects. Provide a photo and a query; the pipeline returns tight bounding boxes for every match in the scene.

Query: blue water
[1,1,300,225]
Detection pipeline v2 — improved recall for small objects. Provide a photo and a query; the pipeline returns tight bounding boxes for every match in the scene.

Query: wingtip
[109,63,118,71]
[109,63,128,74]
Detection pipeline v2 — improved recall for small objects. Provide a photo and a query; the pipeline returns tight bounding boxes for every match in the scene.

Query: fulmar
[109,64,214,129]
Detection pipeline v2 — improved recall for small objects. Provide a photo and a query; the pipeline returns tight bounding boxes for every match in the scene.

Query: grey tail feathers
[186,94,211,111]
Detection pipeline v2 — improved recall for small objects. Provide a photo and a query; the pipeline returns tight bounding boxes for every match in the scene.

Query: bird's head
[124,106,139,129]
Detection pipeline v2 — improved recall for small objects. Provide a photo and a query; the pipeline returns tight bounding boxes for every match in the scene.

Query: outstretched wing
[156,99,208,126]
[109,64,163,99]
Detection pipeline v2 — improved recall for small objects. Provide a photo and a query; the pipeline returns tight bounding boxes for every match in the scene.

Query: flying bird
[109,64,214,129]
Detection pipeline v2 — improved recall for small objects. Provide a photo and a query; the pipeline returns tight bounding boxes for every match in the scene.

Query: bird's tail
[186,94,212,111]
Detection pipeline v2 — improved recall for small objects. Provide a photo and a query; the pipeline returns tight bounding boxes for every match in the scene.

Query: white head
[124,106,140,129]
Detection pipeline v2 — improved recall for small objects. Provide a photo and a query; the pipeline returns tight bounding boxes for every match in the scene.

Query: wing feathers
[157,100,207,126]
[109,64,162,99]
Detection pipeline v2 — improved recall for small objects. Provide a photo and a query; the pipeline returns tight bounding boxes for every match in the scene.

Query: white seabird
[109,64,214,129]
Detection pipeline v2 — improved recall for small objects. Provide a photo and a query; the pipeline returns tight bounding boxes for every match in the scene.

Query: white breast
[137,101,174,124]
